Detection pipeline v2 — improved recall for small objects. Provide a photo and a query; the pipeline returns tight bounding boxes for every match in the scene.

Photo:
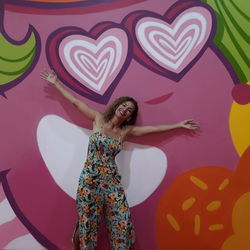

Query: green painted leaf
[202,0,250,82]
[0,31,37,85]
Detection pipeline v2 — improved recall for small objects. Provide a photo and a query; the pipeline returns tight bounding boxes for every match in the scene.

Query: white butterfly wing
[37,115,167,207]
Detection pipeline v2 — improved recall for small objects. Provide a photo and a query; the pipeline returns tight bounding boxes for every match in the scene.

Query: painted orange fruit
[156,146,250,250]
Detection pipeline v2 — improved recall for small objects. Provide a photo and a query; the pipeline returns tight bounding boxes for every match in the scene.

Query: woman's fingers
[40,72,47,77]
[40,74,47,80]
[40,70,57,83]
[183,120,199,130]
[186,119,199,127]
[40,71,49,78]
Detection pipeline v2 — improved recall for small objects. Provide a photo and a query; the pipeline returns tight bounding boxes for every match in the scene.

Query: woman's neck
[108,116,122,129]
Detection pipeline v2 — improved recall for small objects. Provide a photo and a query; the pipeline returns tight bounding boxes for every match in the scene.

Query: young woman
[40,70,199,250]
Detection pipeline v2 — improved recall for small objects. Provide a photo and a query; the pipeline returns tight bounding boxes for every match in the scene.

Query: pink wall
[0,0,249,249]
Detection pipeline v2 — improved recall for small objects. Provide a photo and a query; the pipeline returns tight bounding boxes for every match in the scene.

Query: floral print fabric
[76,132,135,249]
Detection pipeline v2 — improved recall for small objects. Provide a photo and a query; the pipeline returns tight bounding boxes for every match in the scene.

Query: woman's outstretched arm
[127,120,199,137]
[40,70,100,121]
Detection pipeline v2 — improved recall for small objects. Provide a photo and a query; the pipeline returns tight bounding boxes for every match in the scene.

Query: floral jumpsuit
[75,131,135,250]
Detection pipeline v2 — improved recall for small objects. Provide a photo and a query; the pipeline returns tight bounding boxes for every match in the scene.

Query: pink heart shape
[123,1,215,81]
[59,29,129,95]
[46,23,132,104]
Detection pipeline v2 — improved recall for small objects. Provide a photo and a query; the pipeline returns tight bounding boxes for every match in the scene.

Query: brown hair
[103,96,138,128]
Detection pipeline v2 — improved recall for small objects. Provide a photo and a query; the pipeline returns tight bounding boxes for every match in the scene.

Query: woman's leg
[104,183,135,250]
[76,172,103,249]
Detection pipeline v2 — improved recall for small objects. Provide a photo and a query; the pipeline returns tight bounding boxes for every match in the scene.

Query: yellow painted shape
[182,197,196,211]
[208,224,224,231]
[221,192,250,250]
[190,176,208,190]
[206,200,221,211]
[232,192,250,234]
[221,235,250,250]
[166,214,180,232]
[229,81,250,156]
[194,214,200,236]
[218,178,230,191]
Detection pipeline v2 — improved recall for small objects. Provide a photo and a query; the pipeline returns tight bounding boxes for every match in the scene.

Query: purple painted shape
[2,0,145,16]
[46,22,133,104]
[3,0,129,10]
[0,169,59,249]
[0,3,41,97]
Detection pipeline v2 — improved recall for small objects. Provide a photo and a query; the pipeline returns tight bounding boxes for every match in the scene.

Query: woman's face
[115,101,135,122]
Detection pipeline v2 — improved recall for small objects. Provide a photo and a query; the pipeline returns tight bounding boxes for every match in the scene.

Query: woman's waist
[84,161,119,172]
[85,155,117,165]
[82,162,121,181]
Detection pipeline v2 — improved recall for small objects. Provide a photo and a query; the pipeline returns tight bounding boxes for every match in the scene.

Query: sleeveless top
[85,131,122,169]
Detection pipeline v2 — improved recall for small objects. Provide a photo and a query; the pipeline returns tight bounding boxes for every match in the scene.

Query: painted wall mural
[0,4,40,97]
[47,23,132,104]
[202,0,249,83]
[3,0,145,15]
[157,146,250,250]
[0,0,249,249]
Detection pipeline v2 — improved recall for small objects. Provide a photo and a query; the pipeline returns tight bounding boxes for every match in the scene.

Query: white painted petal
[117,143,167,207]
[37,115,167,207]
[4,234,46,250]
[37,114,89,200]
[0,198,16,225]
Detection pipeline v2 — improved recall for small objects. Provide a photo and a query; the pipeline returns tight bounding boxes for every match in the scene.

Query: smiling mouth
[144,92,174,104]
[119,110,125,116]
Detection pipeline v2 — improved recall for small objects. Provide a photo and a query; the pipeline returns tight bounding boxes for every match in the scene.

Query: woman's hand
[40,70,58,85]
[178,119,199,130]
[40,69,99,120]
